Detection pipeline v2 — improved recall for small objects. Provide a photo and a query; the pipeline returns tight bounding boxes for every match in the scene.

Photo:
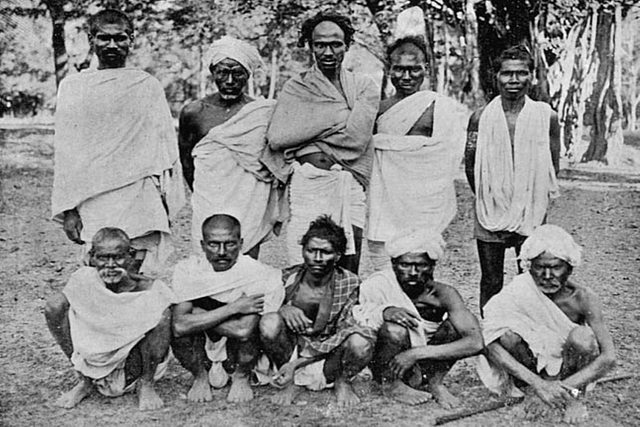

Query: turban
[518,224,582,267]
[206,36,264,75]
[387,229,445,260]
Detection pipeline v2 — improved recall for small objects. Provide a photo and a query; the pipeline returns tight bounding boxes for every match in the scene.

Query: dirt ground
[1,128,638,427]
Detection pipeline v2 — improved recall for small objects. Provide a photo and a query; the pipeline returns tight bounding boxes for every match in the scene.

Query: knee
[566,326,598,355]
[259,312,285,341]
[231,314,260,340]
[44,292,69,320]
[498,330,526,352]
[345,334,374,360]
[378,321,409,344]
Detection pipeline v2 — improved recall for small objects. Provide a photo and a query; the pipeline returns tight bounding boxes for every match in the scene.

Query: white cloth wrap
[474,96,559,236]
[353,268,441,348]
[63,267,174,380]
[386,228,446,260]
[519,224,582,267]
[367,91,465,243]
[476,272,576,394]
[286,162,365,265]
[206,36,264,74]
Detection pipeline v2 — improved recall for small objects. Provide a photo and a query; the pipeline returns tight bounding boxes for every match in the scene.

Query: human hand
[532,379,571,409]
[230,293,265,315]
[389,348,419,380]
[63,209,84,244]
[271,361,295,388]
[279,305,313,334]
[383,307,420,329]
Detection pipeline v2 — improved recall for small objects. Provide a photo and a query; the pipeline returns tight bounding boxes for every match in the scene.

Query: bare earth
[1,128,638,427]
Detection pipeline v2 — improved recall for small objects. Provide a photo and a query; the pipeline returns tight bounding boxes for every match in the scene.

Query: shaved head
[88,9,134,36]
[90,227,130,253]
[202,214,241,239]
[387,37,428,64]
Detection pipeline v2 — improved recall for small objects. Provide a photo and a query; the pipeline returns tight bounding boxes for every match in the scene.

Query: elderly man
[44,228,174,411]
[51,9,184,275]
[264,12,380,273]
[171,214,284,403]
[465,45,561,312]
[354,230,483,407]
[477,224,616,424]
[259,215,376,407]
[179,37,283,259]
[367,36,466,271]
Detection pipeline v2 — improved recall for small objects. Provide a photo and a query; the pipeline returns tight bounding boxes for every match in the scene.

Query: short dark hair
[298,12,355,48]
[300,215,347,255]
[90,227,130,253]
[493,45,534,72]
[89,9,134,36]
[202,214,241,239]
[387,36,429,64]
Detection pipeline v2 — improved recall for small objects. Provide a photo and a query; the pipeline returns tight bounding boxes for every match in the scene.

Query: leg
[171,328,213,403]
[259,312,300,405]
[560,326,599,378]
[125,307,171,410]
[323,333,373,407]
[338,225,362,274]
[223,314,261,403]
[131,249,146,275]
[477,240,507,315]
[420,320,462,409]
[511,234,527,274]
[371,322,432,405]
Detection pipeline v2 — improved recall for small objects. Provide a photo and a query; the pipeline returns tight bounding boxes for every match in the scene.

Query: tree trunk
[581,5,624,164]
[628,28,638,131]
[463,0,483,105]
[43,0,68,87]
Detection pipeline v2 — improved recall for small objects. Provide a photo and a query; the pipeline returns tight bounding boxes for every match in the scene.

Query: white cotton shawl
[367,91,465,242]
[64,267,174,379]
[474,96,558,236]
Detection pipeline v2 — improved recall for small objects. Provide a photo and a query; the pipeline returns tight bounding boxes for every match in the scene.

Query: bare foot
[187,370,213,403]
[429,383,460,409]
[335,378,360,407]
[137,380,163,411]
[384,380,432,405]
[514,394,551,421]
[227,372,253,403]
[55,376,93,409]
[271,383,302,405]
[563,400,589,424]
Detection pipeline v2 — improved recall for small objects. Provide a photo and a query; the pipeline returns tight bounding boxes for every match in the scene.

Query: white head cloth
[387,229,445,260]
[393,6,427,42]
[206,36,264,75]
[519,224,582,267]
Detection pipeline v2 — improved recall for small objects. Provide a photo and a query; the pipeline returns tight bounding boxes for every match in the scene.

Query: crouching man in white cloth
[171,214,284,403]
[44,227,174,410]
[179,36,284,259]
[367,36,465,271]
[51,9,185,275]
[477,224,616,424]
[353,230,482,408]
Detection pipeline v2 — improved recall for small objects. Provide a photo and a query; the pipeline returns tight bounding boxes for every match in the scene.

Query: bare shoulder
[132,275,155,292]
[180,98,207,118]
[379,96,398,117]
[433,281,464,306]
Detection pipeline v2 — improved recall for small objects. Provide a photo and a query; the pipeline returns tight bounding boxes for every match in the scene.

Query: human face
[302,237,340,278]
[389,51,426,97]
[212,58,249,101]
[529,252,573,295]
[91,22,133,70]
[392,253,435,299]
[310,21,347,78]
[201,226,242,272]
[90,238,132,285]
[496,59,532,100]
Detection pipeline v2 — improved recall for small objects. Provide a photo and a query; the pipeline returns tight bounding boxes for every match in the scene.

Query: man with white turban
[353,229,483,408]
[477,224,616,424]
[179,36,284,259]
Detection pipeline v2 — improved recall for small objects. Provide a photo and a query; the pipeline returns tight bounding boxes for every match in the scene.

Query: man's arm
[550,111,561,175]
[464,110,482,193]
[172,293,264,337]
[561,288,616,389]
[177,106,199,191]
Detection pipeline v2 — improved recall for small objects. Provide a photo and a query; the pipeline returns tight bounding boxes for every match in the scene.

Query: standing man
[179,37,283,259]
[465,45,560,311]
[171,214,284,403]
[51,9,185,275]
[45,228,174,411]
[264,12,380,273]
[367,36,466,271]
[259,216,376,407]
[354,230,483,407]
[477,225,615,424]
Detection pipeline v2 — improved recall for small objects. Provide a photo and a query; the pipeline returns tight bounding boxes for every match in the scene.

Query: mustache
[98,266,127,275]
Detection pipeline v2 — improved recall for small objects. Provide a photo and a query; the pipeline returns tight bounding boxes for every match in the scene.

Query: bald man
[171,214,284,403]
[45,227,174,410]
[477,225,615,424]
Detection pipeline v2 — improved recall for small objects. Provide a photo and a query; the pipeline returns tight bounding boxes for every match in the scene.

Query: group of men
[45,7,616,425]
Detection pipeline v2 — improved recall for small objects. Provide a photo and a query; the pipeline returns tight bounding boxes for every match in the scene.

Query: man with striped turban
[353,229,483,408]
[179,36,284,259]
[477,224,616,424]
